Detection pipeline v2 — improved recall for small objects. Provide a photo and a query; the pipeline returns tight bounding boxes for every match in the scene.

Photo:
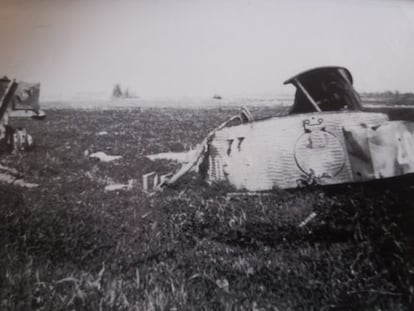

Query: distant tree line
[360,91,414,105]
[112,84,137,99]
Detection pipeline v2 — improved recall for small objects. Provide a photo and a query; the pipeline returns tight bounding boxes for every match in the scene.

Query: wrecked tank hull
[205,111,413,191]
[0,76,45,152]
[144,66,414,192]
[147,110,414,192]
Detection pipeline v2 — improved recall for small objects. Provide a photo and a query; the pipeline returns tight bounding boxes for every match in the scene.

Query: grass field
[1,106,414,310]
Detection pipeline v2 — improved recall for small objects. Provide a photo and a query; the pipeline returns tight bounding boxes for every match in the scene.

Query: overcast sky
[0,0,414,99]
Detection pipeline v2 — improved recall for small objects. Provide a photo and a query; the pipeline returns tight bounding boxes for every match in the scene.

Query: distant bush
[112,84,138,99]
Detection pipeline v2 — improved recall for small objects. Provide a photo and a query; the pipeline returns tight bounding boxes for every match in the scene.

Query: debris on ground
[299,212,317,228]
[146,149,197,163]
[0,163,38,188]
[0,172,38,188]
[104,179,134,192]
[0,163,20,176]
[89,151,122,162]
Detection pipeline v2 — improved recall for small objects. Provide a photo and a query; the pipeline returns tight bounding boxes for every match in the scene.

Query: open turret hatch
[284,66,362,114]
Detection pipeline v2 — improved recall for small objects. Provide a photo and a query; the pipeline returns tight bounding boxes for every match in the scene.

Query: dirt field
[1,106,414,310]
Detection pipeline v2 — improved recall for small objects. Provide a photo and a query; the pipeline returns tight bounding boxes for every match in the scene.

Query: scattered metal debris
[104,180,134,192]
[146,149,197,163]
[299,212,317,228]
[0,163,20,176]
[0,165,38,188]
[89,152,122,162]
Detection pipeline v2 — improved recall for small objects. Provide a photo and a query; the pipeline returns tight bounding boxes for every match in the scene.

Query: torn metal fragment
[89,152,122,162]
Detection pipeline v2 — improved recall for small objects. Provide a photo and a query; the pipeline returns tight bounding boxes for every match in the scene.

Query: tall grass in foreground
[1,179,414,310]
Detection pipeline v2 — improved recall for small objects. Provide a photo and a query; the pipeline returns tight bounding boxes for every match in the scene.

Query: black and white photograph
[1,0,414,309]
